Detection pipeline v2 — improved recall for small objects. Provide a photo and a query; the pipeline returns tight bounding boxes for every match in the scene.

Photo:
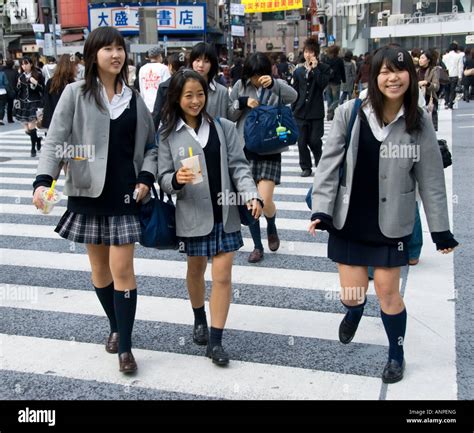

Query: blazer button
[381,198,387,202]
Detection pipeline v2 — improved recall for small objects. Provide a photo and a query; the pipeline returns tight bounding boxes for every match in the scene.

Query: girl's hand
[247,98,259,109]
[308,219,321,236]
[258,75,273,88]
[419,80,428,87]
[438,247,456,254]
[32,186,47,210]
[134,183,150,202]
[247,198,262,219]
[176,167,195,185]
[30,77,38,86]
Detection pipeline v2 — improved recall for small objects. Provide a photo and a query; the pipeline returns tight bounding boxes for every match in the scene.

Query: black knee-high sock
[29,129,37,151]
[114,289,137,354]
[249,219,263,250]
[94,282,118,333]
[381,308,407,364]
[265,212,277,236]
[192,305,207,327]
[341,296,367,325]
[210,327,224,348]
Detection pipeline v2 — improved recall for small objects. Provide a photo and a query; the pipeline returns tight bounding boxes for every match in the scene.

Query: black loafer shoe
[206,344,229,366]
[338,317,359,344]
[193,323,209,346]
[382,359,405,384]
[118,352,137,374]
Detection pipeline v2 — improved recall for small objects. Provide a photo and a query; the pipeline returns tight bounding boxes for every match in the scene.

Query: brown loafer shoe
[267,233,280,252]
[248,248,264,263]
[119,352,137,374]
[105,332,119,354]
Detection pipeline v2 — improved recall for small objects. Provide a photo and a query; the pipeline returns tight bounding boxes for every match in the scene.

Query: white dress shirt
[176,117,210,148]
[100,80,133,120]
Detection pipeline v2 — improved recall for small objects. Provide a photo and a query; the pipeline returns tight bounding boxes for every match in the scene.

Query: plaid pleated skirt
[181,222,243,258]
[249,159,281,185]
[14,99,43,123]
[55,211,141,245]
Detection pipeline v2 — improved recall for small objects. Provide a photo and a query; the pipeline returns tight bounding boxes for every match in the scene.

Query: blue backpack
[306,98,362,210]
[244,88,298,155]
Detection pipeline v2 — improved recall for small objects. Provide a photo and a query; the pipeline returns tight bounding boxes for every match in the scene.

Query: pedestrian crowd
[7,26,460,383]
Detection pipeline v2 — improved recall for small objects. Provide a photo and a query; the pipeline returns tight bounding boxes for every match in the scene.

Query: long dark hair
[241,52,272,88]
[82,27,129,111]
[189,42,219,86]
[49,54,76,94]
[367,46,422,134]
[20,57,41,81]
[160,69,210,139]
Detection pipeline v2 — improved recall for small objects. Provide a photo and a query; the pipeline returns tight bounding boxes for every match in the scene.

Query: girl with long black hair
[309,46,458,383]
[33,27,157,374]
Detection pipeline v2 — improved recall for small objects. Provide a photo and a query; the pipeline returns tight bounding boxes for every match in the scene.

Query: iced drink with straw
[181,147,203,184]
[41,180,61,214]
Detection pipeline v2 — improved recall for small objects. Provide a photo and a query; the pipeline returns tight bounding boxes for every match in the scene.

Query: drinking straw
[47,180,57,200]
[188,147,193,157]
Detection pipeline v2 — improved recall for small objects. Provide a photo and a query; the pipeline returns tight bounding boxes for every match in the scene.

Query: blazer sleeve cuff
[171,172,185,191]
[431,231,459,250]
[310,212,334,231]
[238,96,249,110]
[136,171,155,188]
[33,175,53,193]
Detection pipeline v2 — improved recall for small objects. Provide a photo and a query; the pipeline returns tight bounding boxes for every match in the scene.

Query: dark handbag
[139,185,178,249]
[244,88,299,155]
[438,139,452,169]
[306,98,362,209]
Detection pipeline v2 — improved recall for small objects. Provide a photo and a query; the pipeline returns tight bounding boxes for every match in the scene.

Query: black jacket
[42,80,66,129]
[292,62,331,120]
[152,76,171,130]
[325,56,346,85]
[2,67,19,97]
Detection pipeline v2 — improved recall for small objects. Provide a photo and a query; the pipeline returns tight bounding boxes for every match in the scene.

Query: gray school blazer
[158,118,259,238]
[312,98,451,238]
[36,81,157,197]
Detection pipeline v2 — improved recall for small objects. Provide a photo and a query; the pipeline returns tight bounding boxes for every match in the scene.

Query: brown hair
[49,54,76,94]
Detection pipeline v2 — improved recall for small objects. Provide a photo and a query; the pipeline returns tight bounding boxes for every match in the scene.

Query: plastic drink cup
[181,155,203,184]
[41,189,61,214]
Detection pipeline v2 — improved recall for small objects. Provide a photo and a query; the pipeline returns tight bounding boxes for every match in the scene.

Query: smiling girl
[32,27,158,374]
[189,42,230,119]
[158,69,262,366]
[309,46,458,383]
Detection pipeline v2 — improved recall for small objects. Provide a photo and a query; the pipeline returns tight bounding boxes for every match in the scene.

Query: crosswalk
[0,113,457,400]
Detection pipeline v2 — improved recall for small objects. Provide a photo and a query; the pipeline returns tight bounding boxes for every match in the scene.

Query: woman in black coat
[462,48,474,102]
[324,45,346,121]
[42,54,76,129]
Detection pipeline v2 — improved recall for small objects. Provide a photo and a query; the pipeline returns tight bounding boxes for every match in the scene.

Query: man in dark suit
[292,37,332,177]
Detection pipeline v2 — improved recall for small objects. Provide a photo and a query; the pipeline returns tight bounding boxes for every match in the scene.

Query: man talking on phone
[292,37,332,177]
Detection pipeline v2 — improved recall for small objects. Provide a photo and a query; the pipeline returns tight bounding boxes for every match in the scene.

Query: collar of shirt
[176,116,210,148]
[362,100,405,142]
[99,79,133,120]
[209,79,217,92]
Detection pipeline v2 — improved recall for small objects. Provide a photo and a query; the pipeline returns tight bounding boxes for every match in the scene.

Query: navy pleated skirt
[328,233,409,267]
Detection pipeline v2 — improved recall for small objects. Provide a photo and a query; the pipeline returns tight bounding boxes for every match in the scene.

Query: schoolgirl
[15,56,44,156]
[32,27,158,374]
[158,69,262,366]
[189,42,230,119]
[309,46,458,383]
[228,52,297,263]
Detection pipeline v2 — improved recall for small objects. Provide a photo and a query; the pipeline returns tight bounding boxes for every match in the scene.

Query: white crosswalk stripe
[0,114,457,400]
